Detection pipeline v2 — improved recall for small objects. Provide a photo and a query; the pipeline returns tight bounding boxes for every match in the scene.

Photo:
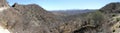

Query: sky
[7,0,120,10]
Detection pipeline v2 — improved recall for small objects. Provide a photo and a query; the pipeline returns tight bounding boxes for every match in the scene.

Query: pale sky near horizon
[7,0,120,10]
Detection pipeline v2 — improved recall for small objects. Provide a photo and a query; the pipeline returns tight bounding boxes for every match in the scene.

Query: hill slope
[0,0,120,33]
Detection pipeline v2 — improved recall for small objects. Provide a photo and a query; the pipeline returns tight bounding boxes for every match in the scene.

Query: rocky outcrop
[0,0,9,7]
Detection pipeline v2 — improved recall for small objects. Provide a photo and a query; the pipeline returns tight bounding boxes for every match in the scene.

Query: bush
[86,11,105,26]
[116,18,120,22]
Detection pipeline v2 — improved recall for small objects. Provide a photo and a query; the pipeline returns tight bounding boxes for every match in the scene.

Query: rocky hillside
[100,2,120,13]
[0,0,120,33]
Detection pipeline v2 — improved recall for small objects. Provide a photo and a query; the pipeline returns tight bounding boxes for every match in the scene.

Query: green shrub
[86,11,105,26]
[116,18,120,22]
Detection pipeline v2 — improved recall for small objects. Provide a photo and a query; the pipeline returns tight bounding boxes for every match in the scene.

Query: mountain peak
[100,2,120,13]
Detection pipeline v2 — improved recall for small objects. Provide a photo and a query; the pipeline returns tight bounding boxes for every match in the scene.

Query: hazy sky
[7,0,120,10]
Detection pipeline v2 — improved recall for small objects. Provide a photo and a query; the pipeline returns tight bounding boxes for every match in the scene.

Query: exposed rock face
[0,0,9,7]
[0,0,9,12]
[100,2,120,13]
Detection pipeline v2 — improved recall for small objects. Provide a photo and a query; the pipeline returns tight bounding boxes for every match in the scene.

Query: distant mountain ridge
[50,9,96,16]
